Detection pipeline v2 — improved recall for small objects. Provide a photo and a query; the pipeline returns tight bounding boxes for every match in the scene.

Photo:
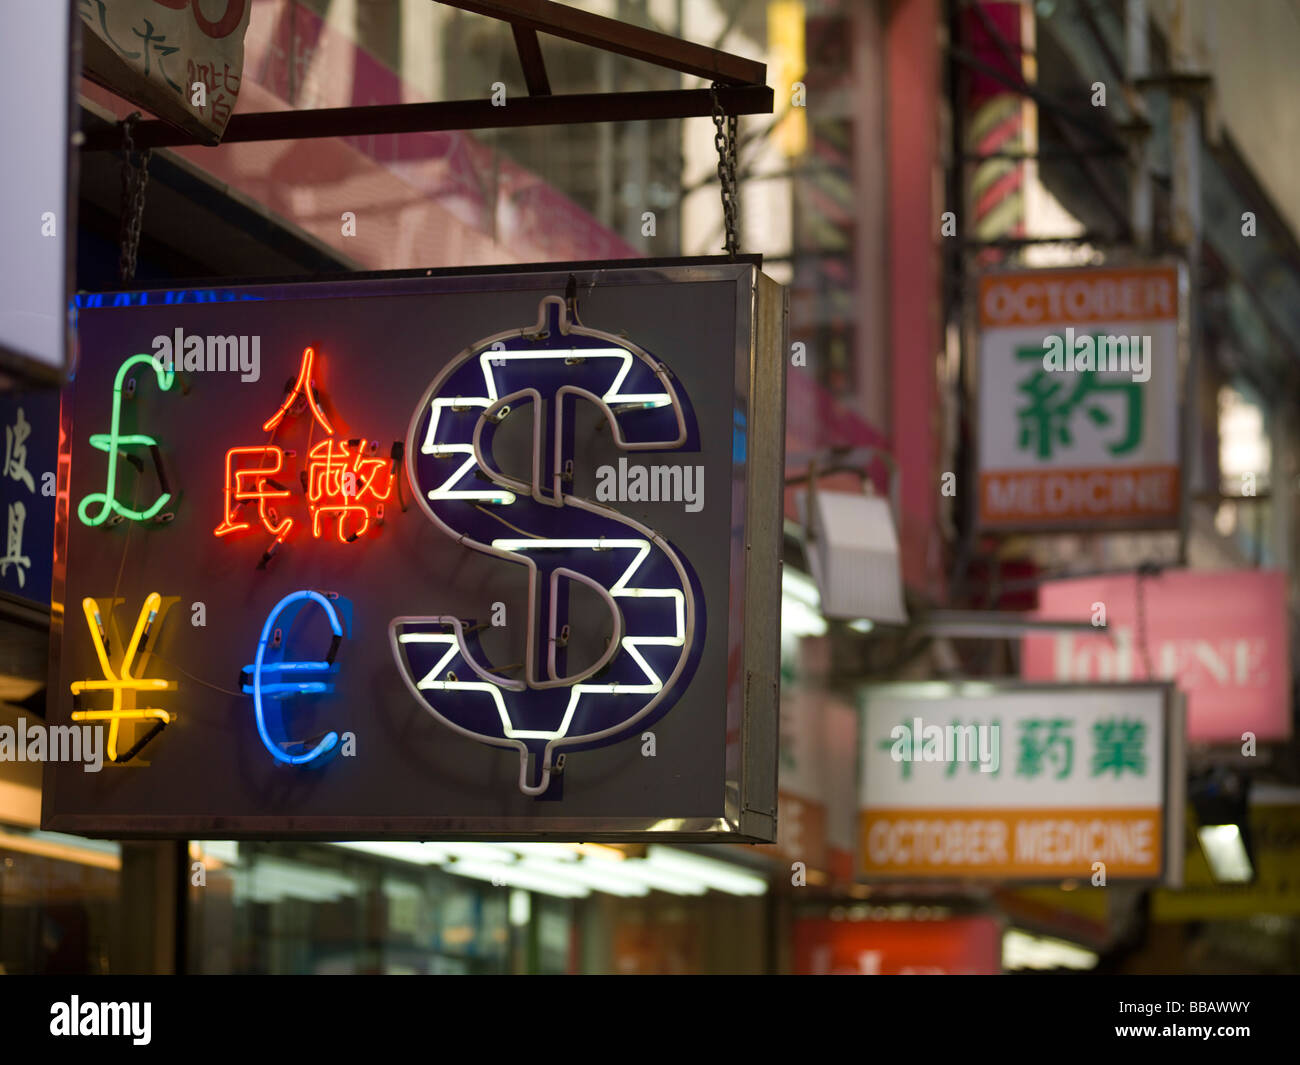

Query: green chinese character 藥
[1091,717,1147,777]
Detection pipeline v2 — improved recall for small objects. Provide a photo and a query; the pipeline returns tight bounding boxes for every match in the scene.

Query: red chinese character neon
[217,347,391,549]
[306,439,392,542]
[214,445,293,542]
[263,345,332,435]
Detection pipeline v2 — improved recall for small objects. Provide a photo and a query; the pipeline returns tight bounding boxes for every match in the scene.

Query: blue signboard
[0,390,57,607]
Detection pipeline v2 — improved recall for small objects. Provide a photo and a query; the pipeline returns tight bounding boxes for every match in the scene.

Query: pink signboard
[1022,570,1292,743]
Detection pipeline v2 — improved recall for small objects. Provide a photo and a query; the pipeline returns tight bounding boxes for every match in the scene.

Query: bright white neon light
[419,348,675,506]
[395,295,699,796]
[420,398,516,504]
[474,348,672,406]
[397,536,685,742]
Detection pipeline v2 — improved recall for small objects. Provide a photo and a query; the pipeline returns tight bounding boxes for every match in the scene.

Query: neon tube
[244,590,346,766]
[69,593,173,762]
[78,354,175,526]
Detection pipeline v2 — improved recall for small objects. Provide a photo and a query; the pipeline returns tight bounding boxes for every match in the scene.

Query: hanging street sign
[80,0,252,143]
[975,263,1184,531]
[45,260,786,840]
[858,682,1184,882]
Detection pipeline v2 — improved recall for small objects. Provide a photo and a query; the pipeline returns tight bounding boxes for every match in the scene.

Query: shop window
[0,825,121,974]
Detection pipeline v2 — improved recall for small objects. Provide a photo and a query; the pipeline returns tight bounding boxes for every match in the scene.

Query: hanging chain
[118,112,153,284]
[710,82,739,258]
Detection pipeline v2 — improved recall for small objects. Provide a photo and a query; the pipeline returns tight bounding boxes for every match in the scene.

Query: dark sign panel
[45,262,785,840]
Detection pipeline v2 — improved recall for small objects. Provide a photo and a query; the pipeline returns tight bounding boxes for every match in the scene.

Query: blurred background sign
[773,686,858,885]
[1153,802,1300,921]
[1023,570,1291,743]
[859,682,1181,881]
[793,915,1002,975]
[976,263,1182,530]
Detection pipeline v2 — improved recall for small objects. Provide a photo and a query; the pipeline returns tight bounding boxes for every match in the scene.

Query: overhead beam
[512,25,552,95]
[436,0,765,85]
[78,87,775,151]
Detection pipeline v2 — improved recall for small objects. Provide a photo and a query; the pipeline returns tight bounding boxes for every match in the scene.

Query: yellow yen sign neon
[70,593,175,763]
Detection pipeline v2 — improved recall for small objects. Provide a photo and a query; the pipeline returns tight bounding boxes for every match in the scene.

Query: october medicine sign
[976,263,1183,530]
[859,682,1183,881]
[45,261,785,841]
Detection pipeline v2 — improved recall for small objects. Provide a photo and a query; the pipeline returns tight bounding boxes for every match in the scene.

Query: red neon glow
[214,446,294,542]
[219,347,392,547]
[262,346,334,435]
[305,438,393,542]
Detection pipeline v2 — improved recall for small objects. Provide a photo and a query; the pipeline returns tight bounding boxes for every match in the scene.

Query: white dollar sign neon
[391,296,702,796]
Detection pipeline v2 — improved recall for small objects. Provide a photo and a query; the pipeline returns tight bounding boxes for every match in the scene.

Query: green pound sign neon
[78,354,175,527]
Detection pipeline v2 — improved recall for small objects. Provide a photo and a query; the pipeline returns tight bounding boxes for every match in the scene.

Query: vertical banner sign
[0,391,58,607]
[977,263,1182,530]
[859,683,1180,881]
[80,0,252,142]
[47,263,785,840]
[773,687,858,883]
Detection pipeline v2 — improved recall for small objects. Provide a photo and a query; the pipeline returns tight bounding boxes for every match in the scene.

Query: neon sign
[57,263,788,840]
[262,344,332,435]
[69,592,175,763]
[214,445,293,542]
[77,354,175,527]
[216,346,393,554]
[391,296,704,796]
[241,589,347,765]
[305,438,392,542]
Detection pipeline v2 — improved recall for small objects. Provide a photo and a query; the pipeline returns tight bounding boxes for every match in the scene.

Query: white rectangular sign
[976,264,1182,529]
[859,683,1178,880]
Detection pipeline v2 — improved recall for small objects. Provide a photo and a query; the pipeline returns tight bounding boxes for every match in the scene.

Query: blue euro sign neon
[391,295,705,797]
[243,590,347,766]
